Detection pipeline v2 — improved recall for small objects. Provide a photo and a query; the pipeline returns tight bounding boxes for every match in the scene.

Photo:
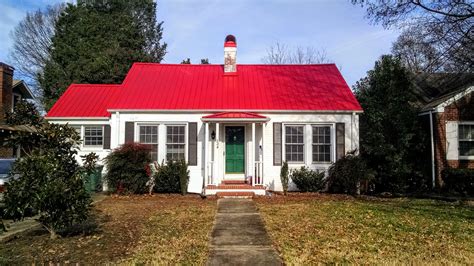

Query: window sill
[459,156,474,160]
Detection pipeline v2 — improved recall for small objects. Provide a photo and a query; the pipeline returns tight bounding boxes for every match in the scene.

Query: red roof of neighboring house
[202,112,268,120]
[46,63,362,118]
[46,84,121,118]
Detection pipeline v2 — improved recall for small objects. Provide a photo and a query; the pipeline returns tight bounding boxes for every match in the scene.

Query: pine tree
[354,55,428,193]
[39,0,167,110]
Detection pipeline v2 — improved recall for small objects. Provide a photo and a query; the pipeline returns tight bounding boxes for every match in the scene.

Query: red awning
[202,112,269,122]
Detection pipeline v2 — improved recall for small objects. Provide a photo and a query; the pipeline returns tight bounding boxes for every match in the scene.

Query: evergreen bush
[442,168,474,196]
[291,166,326,192]
[327,151,375,195]
[280,161,289,195]
[154,160,189,195]
[104,143,151,194]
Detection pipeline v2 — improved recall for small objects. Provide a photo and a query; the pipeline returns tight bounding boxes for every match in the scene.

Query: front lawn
[256,194,474,264]
[0,195,216,264]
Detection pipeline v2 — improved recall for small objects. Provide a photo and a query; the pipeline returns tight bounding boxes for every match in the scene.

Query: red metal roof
[47,63,362,118]
[202,112,268,120]
[46,84,121,118]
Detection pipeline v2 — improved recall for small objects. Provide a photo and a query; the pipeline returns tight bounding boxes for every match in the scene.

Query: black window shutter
[336,123,345,160]
[188,122,198,166]
[273,123,282,166]
[103,125,111,149]
[125,122,134,144]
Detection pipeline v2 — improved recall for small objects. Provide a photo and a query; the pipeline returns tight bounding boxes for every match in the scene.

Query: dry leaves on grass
[0,195,216,265]
[255,194,474,264]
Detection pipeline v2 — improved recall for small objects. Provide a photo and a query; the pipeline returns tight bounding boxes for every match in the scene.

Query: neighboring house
[0,62,35,158]
[416,74,474,187]
[46,35,362,195]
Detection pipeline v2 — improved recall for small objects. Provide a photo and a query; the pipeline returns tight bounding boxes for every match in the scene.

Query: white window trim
[83,125,105,148]
[12,93,21,111]
[311,124,334,164]
[165,123,188,162]
[458,121,474,160]
[136,123,160,161]
[283,124,306,164]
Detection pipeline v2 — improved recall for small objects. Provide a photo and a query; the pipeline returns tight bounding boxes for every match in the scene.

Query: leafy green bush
[327,151,375,195]
[154,160,189,195]
[442,168,474,196]
[291,166,326,192]
[280,161,289,195]
[3,123,95,239]
[104,143,151,194]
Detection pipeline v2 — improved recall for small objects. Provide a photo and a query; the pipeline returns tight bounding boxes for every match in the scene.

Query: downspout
[429,110,435,188]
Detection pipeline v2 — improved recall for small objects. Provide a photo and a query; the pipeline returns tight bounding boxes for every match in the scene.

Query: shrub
[291,166,326,192]
[104,143,151,194]
[280,161,289,195]
[154,160,190,195]
[3,123,95,239]
[327,151,375,195]
[442,168,474,196]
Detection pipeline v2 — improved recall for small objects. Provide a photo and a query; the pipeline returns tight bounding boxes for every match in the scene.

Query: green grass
[256,194,474,264]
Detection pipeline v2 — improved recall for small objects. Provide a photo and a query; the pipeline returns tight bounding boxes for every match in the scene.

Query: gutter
[429,111,436,188]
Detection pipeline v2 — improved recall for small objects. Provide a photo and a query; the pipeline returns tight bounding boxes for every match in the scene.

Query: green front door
[225,126,245,173]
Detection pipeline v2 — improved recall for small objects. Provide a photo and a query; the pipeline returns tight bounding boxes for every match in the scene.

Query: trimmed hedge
[442,168,474,196]
[291,166,326,192]
[104,143,151,194]
[154,160,189,195]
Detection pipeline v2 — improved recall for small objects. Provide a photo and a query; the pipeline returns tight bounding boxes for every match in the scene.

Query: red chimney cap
[224,35,237,47]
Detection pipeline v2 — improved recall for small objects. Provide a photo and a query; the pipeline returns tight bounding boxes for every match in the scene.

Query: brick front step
[221,180,247,185]
[216,192,255,198]
[206,184,265,190]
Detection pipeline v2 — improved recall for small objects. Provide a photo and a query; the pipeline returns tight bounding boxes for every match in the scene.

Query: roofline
[107,109,363,114]
[131,62,338,67]
[45,117,110,120]
[202,117,270,122]
[421,85,473,113]
[12,80,35,99]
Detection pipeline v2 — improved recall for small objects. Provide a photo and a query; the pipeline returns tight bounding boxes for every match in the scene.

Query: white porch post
[214,122,219,184]
[262,122,266,184]
[204,122,209,186]
[251,122,256,185]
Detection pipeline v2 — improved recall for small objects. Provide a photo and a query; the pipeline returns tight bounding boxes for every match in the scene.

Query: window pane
[84,126,103,146]
[139,126,158,161]
[460,141,474,156]
[459,125,473,140]
[166,125,186,161]
[312,125,332,162]
[284,126,304,162]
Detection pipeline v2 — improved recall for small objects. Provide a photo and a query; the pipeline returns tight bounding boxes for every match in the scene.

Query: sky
[0,0,399,87]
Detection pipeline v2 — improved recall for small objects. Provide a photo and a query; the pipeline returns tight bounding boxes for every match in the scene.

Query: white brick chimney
[224,35,237,73]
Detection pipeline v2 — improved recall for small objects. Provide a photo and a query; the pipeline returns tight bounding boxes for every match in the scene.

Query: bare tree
[9,4,65,93]
[262,42,331,64]
[352,0,473,72]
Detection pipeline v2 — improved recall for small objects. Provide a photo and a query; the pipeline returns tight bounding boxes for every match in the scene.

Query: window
[139,125,158,161]
[313,126,331,162]
[166,125,185,161]
[12,94,21,110]
[84,126,103,146]
[459,124,474,157]
[285,125,304,163]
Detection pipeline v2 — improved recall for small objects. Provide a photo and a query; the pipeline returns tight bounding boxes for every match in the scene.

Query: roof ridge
[132,62,337,67]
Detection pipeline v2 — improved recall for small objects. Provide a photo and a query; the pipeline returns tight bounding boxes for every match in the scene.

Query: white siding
[50,112,360,193]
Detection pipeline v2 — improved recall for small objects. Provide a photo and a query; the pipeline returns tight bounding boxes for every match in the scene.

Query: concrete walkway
[207,198,282,265]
